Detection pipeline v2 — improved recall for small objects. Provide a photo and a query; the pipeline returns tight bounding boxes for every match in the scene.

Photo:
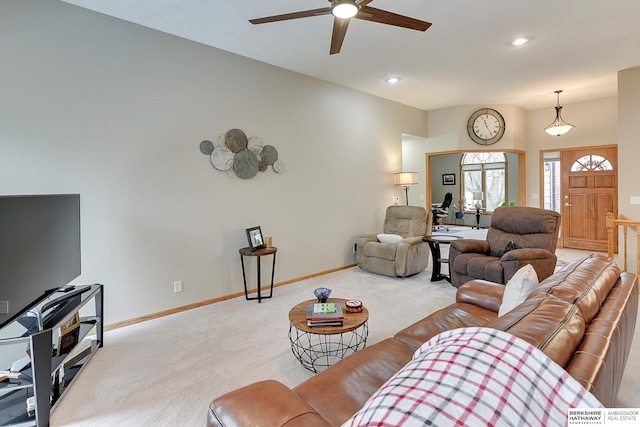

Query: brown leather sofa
[207,253,638,427]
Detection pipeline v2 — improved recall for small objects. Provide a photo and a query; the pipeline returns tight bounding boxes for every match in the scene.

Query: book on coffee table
[307,319,344,327]
[306,303,344,321]
[313,303,337,314]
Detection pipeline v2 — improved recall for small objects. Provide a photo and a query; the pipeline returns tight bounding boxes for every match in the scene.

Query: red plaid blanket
[343,327,602,426]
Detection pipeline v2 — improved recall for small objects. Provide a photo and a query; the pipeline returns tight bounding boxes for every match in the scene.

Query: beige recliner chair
[356,206,432,277]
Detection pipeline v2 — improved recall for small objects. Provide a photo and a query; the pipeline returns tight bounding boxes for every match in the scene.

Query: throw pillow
[504,240,521,254]
[498,264,538,316]
[376,233,403,245]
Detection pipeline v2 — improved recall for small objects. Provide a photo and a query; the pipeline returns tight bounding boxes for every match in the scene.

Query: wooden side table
[239,247,277,303]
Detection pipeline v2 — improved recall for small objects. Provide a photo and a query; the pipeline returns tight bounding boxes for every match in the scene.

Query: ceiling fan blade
[249,7,330,25]
[356,6,432,32]
[330,18,350,55]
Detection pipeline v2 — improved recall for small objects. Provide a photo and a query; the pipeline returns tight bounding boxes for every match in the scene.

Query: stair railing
[606,212,640,275]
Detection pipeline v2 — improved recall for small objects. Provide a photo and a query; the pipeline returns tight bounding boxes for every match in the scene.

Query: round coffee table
[288,298,368,373]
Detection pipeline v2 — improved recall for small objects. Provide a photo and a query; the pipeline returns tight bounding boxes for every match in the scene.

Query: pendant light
[545,90,575,136]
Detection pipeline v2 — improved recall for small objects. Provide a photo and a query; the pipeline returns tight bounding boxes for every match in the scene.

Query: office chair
[432,192,453,231]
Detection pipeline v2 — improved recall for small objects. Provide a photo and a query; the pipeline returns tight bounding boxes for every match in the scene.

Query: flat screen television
[0,194,81,329]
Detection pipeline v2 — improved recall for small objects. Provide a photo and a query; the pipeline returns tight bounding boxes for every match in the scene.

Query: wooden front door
[561,146,617,251]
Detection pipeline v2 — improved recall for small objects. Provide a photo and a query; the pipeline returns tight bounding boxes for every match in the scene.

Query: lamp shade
[544,107,575,136]
[472,191,483,200]
[393,172,419,186]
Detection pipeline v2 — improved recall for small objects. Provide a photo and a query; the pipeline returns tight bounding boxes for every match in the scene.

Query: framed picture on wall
[442,174,456,185]
[245,226,265,251]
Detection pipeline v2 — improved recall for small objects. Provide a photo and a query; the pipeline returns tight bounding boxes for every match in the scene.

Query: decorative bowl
[313,287,332,303]
[345,300,363,313]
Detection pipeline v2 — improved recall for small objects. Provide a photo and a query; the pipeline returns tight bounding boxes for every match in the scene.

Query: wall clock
[467,108,506,145]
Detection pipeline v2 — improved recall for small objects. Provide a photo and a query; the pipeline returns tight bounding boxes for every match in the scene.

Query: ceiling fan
[249,0,432,55]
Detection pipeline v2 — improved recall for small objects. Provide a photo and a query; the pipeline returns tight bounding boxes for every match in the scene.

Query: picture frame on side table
[442,174,456,185]
[246,226,265,251]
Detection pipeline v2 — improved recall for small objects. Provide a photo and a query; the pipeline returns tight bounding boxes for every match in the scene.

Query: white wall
[0,1,428,324]
[617,68,640,271]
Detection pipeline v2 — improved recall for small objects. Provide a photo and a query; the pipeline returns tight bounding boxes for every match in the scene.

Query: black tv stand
[0,284,103,427]
[41,285,91,314]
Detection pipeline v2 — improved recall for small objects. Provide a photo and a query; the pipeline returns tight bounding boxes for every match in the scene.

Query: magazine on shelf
[306,303,344,321]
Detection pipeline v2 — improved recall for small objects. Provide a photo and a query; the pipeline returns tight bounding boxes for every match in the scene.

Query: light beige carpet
[50,241,640,426]
[50,267,458,426]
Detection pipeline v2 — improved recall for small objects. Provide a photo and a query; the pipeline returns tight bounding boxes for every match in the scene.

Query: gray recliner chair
[356,206,432,277]
[448,206,561,288]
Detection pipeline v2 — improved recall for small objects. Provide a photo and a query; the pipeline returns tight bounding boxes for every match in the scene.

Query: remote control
[59,285,76,293]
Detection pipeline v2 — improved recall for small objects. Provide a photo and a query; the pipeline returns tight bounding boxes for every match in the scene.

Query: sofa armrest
[501,248,557,282]
[450,238,490,254]
[400,236,426,245]
[456,279,505,313]
[501,247,554,262]
[207,380,332,427]
[357,234,378,245]
[355,234,378,262]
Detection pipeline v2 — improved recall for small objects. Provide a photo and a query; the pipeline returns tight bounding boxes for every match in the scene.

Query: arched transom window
[570,154,613,171]
[461,152,506,212]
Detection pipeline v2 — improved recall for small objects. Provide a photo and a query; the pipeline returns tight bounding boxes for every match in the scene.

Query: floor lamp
[473,191,483,229]
[393,172,418,205]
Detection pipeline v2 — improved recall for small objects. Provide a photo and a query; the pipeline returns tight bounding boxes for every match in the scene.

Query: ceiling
[61,0,640,111]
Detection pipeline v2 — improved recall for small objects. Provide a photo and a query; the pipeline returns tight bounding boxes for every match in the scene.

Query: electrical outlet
[173,281,183,293]
[0,301,8,314]
[392,196,400,204]
[630,196,640,205]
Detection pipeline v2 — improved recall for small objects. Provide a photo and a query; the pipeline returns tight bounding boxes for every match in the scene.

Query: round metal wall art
[211,147,234,171]
[261,145,278,165]
[225,128,248,153]
[248,136,263,155]
[199,140,214,155]
[199,129,283,179]
[273,160,284,173]
[233,149,259,179]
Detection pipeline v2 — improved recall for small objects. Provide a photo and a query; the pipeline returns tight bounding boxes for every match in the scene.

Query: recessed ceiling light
[512,38,529,46]
[386,77,401,84]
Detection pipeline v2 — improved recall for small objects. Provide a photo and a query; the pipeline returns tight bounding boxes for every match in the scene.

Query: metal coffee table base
[288,323,368,373]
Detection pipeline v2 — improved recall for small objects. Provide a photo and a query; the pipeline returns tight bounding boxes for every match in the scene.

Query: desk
[422,235,463,282]
[288,298,368,373]
[239,247,277,303]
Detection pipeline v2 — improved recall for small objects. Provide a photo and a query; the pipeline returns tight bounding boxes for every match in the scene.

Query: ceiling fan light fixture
[544,90,575,136]
[331,1,360,19]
